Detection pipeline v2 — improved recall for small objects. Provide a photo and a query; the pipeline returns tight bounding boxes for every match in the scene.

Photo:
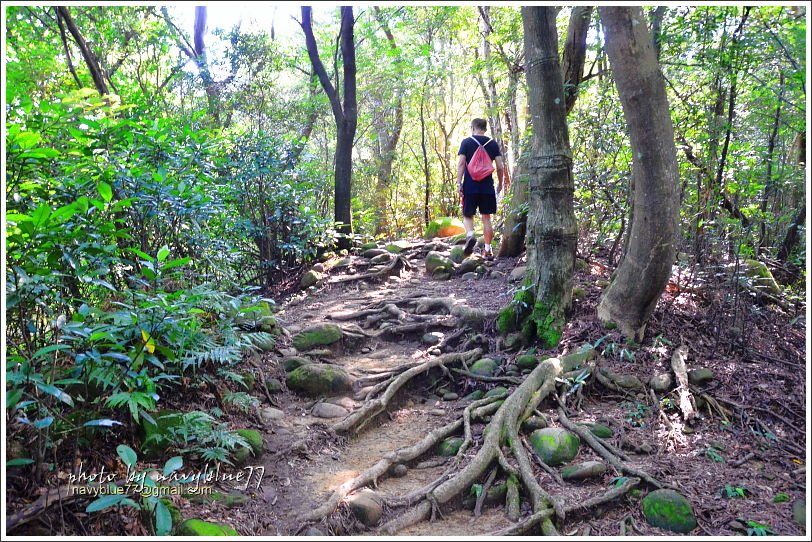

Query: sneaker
[463,236,477,256]
[484,247,494,261]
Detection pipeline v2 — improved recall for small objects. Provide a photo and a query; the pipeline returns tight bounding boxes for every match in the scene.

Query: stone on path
[292,323,342,351]
[286,363,354,397]
[347,488,384,527]
[560,460,607,481]
[642,489,697,533]
[529,428,580,466]
[311,402,349,418]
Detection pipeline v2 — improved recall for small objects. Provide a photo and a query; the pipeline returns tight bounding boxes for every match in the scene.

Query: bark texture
[597,7,680,341]
[521,7,577,347]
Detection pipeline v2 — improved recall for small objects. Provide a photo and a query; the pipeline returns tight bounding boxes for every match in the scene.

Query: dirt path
[216,241,806,537]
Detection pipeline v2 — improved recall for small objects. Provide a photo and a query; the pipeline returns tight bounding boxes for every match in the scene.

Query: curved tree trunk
[596,7,680,342]
[499,6,590,258]
[520,6,577,347]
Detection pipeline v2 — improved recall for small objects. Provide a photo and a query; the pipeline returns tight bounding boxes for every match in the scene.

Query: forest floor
[194,237,806,537]
[7,236,806,538]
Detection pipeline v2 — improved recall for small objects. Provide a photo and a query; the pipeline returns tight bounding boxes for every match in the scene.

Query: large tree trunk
[777,203,805,265]
[499,6,590,258]
[519,6,577,348]
[301,6,357,248]
[596,7,680,342]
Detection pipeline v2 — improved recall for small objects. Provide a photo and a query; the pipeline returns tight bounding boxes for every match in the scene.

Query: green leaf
[97,182,113,202]
[156,245,170,262]
[160,257,191,271]
[84,419,124,428]
[36,382,74,406]
[154,499,172,535]
[116,444,137,467]
[32,344,72,360]
[33,416,54,429]
[163,456,183,476]
[31,204,52,228]
[6,388,23,409]
[6,458,35,467]
[86,493,129,513]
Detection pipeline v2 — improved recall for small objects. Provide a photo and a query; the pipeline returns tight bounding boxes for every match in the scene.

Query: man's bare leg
[482,214,494,259]
[463,215,477,255]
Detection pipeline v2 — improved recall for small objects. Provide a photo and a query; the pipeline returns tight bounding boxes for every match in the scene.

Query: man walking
[457,118,507,261]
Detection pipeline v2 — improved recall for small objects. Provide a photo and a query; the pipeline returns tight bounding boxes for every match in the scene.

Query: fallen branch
[670,345,697,422]
[329,255,412,284]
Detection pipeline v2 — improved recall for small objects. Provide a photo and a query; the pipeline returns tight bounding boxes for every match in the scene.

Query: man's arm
[457,154,467,197]
[494,156,506,194]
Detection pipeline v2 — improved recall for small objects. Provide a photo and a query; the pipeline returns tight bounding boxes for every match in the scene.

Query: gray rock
[560,460,607,481]
[793,499,805,527]
[442,392,459,401]
[325,396,357,410]
[521,415,549,431]
[425,251,454,274]
[462,272,478,280]
[470,358,500,377]
[348,488,383,527]
[286,363,354,397]
[649,372,674,392]
[688,368,714,387]
[311,402,349,418]
[363,248,390,260]
[613,373,644,390]
[421,332,443,345]
[304,527,325,536]
[311,263,325,273]
[509,266,527,283]
[390,464,408,478]
[429,409,446,416]
[264,377,283,393]
[259,406,285,424]
[370,253,392,264]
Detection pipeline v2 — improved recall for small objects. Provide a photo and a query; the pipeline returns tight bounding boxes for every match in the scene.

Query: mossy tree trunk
[520,7,577,348]
[499,7,590,258]
[596,7,680,341]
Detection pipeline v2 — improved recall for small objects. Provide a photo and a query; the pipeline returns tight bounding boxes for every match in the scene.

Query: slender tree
[596,7,680,341]
[301,6,358,248]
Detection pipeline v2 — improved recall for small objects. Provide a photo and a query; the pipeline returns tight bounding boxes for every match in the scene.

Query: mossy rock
[449,245,466,264]
[596,278,610,288]
[386,240,412,253]
[470,358,499,377]
[426,251,455,274]
[235,429,263,456]
[529,428,580,466]
[437,437,464,457]
[561,460,607,481]
[613,373,644,390]
[582,423,613,439]
[516,354,538,370]
[282,356,310,372]
[642,489,697,533]
[425,216,466,238]
[292,323,343,351]
[286,363,354,397]
[360,242,379,251]
[458,255,484,274]
[688,368,714,387]
[502,332,525,352]
[300,270,323,289]
[463,390,485,401]
[177,519,239,536]
[742,259,781,295]
[484,386,508,398]
[571,287,586,300]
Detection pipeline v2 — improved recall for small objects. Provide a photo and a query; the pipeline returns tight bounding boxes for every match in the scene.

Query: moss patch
[530,299,564,348]
[529,428,580,466]
[234,429,263,456]
[291,323,342,351]
[286,363,354,397]
[437,437,464,457]
[425,216,466,238]
[642,489,697,533]
[177,519,239,536]
[470,358,500,377]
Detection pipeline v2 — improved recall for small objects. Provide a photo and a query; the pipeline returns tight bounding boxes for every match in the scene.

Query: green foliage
[722,484,749,498]
[620,401,649,428]
[772,492,790,503]
[743,520,775,536]
[705,446,726,463]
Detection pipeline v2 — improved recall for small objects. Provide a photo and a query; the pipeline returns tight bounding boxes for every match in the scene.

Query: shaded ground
[6,238,805,537]
[224,241,806,537]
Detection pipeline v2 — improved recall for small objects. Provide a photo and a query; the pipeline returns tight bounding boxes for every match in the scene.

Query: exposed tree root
[557,408,669,489]
[335,349,484,434]
[670,345,697,422]
[329,255,413,284]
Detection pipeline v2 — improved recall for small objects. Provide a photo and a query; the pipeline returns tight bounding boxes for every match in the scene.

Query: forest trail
[187,236,806,537]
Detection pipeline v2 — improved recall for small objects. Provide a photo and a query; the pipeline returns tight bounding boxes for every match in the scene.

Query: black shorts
[462,193,497,217]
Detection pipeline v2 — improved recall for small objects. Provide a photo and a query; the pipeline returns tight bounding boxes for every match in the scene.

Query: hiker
[457,118,507,261]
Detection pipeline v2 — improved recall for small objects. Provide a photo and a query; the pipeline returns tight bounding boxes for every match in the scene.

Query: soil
[225,242,806,537]
[6,239,806,537]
